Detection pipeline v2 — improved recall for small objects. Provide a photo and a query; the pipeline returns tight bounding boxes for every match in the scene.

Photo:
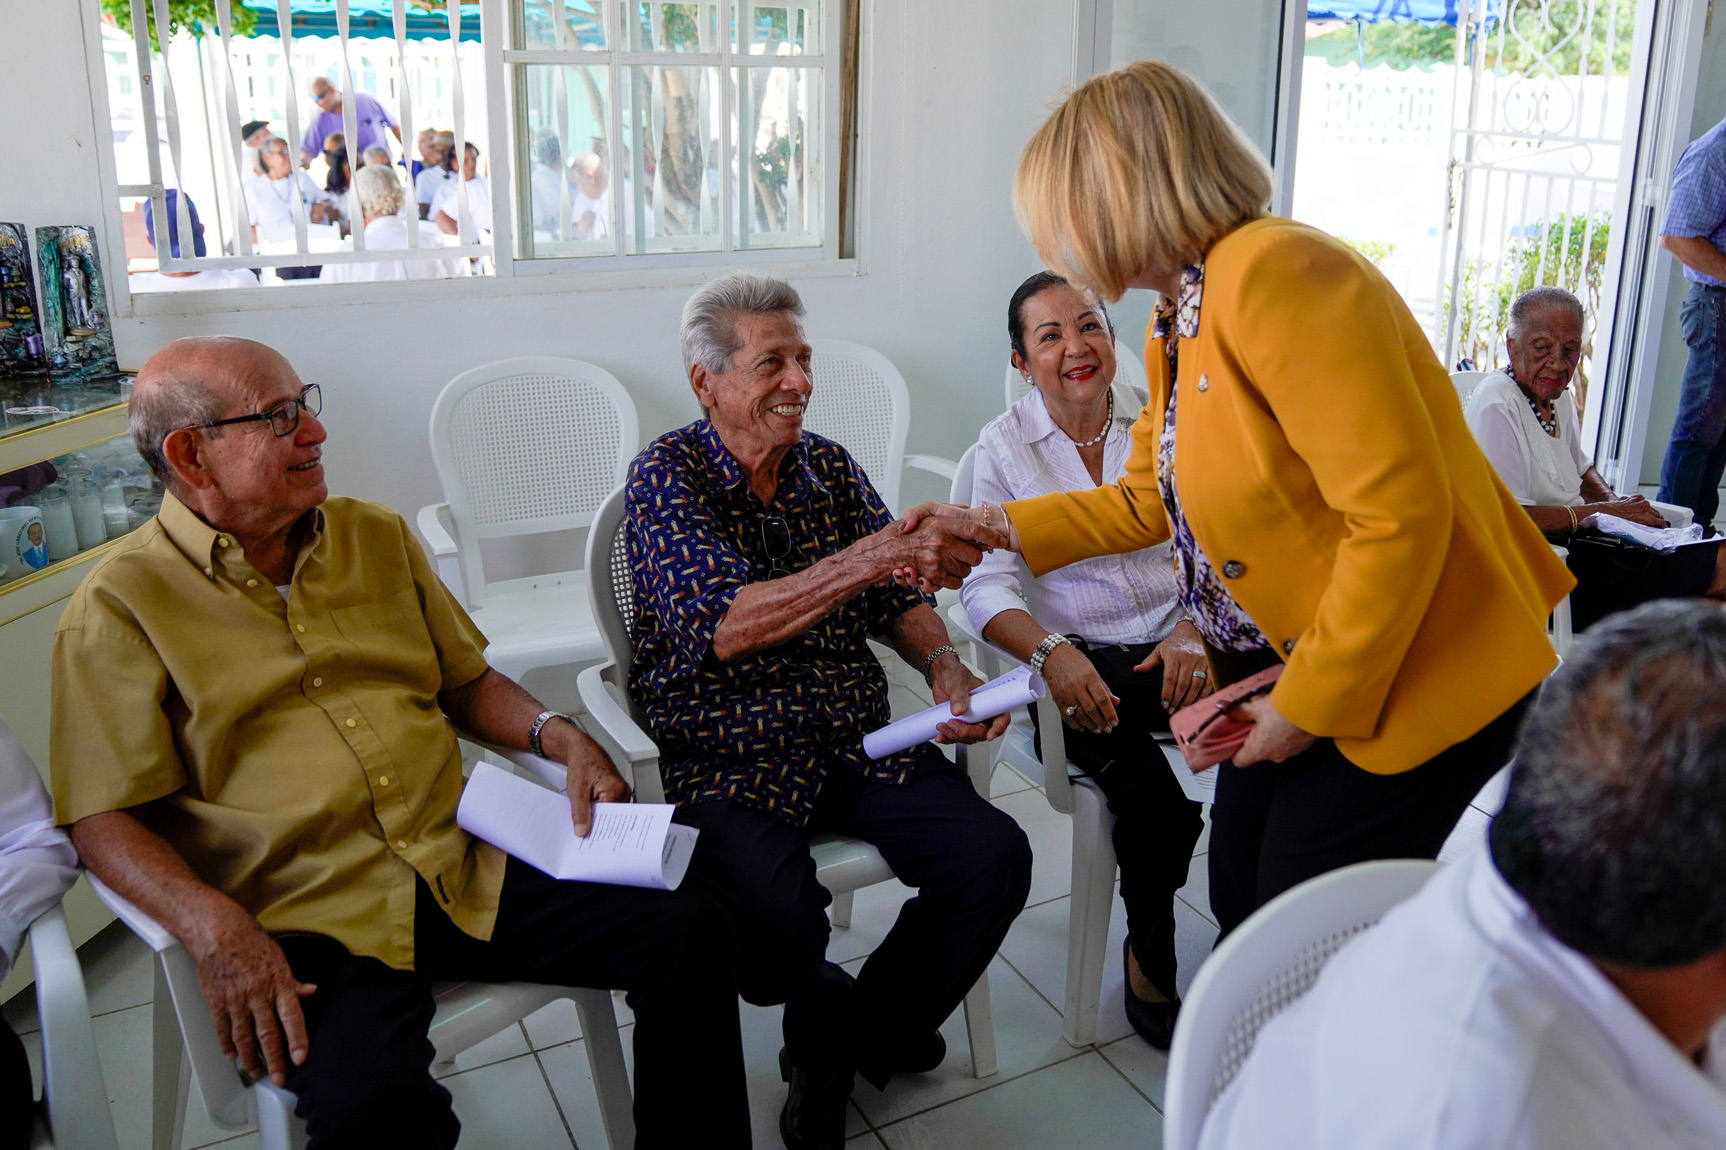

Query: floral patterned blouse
[1151,262,1271,654]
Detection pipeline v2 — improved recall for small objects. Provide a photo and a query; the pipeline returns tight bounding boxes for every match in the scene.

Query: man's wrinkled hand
[930,656,1011,745]
[193,904,316,1087]
[882,515,1010,593]
[547,720,632,837]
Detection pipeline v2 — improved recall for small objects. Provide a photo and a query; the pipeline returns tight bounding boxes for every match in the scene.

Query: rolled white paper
[863,666,1047,759]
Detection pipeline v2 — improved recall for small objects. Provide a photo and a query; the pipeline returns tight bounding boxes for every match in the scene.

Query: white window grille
[98,0,845,294]
[498,1,837,267]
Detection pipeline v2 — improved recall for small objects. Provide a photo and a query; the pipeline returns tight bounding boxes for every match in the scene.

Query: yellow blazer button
[345,718,357,728]
[312,677,323,687]
[246,579,258,588]
[1197,374,1209,392]
[1222,560,1245,579]
[295,623,306,633]
[378,775,390,786]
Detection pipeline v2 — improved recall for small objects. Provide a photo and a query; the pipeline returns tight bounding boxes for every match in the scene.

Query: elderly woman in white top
[1466,284,1726,629]
[961,271,1207,1050]
[318,164,467,284]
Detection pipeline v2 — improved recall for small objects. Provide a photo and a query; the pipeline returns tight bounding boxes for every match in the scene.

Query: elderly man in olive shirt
[49,337,749,1149]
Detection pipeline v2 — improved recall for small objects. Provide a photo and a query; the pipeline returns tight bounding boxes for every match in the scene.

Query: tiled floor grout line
[527,1030,583,1150]
[1095,1040,1164,1114]
[864,1044,1097,1137]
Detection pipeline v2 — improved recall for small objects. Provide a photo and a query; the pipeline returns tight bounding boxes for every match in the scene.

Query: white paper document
[457,761,698,891]
[864,667,1048,759]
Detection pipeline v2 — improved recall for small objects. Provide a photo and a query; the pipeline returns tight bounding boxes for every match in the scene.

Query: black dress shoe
[1122,937,1181,1051]
[778,1046,854,1150]
[896,1030,946,1074]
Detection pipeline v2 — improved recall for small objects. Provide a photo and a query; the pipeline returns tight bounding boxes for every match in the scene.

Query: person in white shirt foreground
[1199,597,1726,1150]
[0,715,80,1147]
[961,270,1206,1049]
[318,165,465,284]
[130,191,259,293]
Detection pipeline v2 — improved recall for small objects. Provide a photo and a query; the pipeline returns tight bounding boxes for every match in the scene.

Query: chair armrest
[29,903,120,1150]
[472,742,569,792]
[576,664,666,803]
[85,873,178,955]
[416,503,457,557]
[1651,500,1695,529]
[904,453,958,484]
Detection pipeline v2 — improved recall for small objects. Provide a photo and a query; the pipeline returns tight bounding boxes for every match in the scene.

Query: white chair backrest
[583,484,637,681]
[428,356,638,604]
[1451,369,1492,409]
[804,339,911,511]
[1003,347,1151,412]
[1163,858,1441,1150]
[949,442,980,505]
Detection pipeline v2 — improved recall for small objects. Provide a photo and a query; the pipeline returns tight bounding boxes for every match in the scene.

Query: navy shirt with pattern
[625,420,934,828]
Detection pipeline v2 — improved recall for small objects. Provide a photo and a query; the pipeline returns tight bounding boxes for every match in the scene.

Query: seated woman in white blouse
[960,271,1207,1050]
[1465,284,1726,630]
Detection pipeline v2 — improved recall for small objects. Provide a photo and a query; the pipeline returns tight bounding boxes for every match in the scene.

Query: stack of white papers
[457,761,698,891]
[863,667,1047,759]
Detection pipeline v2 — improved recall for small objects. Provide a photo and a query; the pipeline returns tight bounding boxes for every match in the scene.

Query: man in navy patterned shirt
[626,273,1032,1150]
[1659,113,1726,528]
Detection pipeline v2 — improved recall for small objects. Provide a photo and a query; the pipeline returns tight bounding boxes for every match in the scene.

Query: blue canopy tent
[240,0,482,42]
[1308,0,1497,24]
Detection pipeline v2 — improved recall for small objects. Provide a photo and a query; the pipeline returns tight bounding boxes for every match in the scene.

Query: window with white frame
[96,0,851,296]
[502,1,837,264]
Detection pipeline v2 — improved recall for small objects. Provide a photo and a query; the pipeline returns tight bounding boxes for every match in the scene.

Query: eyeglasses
[187,384,322,438]
[761,515,793,579]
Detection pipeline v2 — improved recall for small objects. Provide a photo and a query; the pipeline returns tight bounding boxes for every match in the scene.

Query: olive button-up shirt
[50,494,501,970]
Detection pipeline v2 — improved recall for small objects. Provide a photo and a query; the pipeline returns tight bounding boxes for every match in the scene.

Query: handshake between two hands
[875,501,1012,593]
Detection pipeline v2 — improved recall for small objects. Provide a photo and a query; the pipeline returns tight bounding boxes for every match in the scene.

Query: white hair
[680,272,806,376]
[354,163,405,218]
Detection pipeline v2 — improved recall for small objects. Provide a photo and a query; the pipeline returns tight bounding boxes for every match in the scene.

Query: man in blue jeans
[1657,113,1726,530]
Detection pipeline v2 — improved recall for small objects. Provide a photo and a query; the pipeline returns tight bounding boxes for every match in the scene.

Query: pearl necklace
[1510,370,1558,436]
[1068,389,1114,448]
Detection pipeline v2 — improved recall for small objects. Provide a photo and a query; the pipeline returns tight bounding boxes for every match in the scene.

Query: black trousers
[277,856,749,1150]
[1559,532,1721,632]
[675,745,1032,1088]
[1028,639,1205,997]
[0,1014,29,1150]
[1208,691,1532,939]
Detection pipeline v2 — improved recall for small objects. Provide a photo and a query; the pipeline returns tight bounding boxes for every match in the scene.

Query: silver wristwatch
[527,709,570,758]
[1028,632,1071,676]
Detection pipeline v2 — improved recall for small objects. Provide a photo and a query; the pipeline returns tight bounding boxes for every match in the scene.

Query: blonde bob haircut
[1015,61,1272,301]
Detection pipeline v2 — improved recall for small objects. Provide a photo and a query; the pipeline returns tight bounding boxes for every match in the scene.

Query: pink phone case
[1168,665,1285,771]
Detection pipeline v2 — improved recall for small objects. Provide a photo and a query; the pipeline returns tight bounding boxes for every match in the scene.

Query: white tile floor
[2,740,1504,1150]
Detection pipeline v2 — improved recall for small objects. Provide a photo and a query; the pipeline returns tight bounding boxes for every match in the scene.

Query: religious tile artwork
[34,226,118,383]
[0,224,47,379]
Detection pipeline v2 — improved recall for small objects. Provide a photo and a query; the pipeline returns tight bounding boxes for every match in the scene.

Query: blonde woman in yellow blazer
[909,62,1572,944]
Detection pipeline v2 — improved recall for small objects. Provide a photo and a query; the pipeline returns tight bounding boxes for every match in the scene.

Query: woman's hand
[1042,643,1119,734]
[1588,494,1667,529]
[1133,621,1211,713]
[1232,694,1317,765]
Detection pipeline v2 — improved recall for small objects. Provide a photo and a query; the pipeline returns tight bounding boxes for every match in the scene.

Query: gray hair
[680,272,806,376]
[263,136,290,158]
[1491,599,1726,966]
[361,144,392,166]
[1507,284,1584,340]
[354,163,404,218]
[129,376,227,488]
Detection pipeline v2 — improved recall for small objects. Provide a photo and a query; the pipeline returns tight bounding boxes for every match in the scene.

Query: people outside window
[414,131,457,222]
[131,190,259,294]
[907,62,1571,939]
[299,77,400,169]
[1199,599,1726,1149]
[529,128,567,238]
[52,337,750,1148]
[241,118,271,178]
[1466,284,1726,629]
[410,127,440,182]
[430,142,492,240]
[960,271,1206,1050]
[243,137,336,281]
[625,273,1031,1150]
[1656,111,1726,530]
[319,165,465,283]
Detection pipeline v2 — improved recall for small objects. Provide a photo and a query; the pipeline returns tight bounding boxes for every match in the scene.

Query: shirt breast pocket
[330,585,441,690]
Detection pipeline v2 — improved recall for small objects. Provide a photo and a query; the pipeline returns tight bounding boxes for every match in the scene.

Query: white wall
[0,0,1092,525]
[1639,12,1726,488]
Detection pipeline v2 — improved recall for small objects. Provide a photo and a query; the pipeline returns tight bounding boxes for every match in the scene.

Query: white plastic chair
[417,357,638,683]
[574,484,1000,1077]
[87,858,635,1150]
[944,443,1194,1047]
[804,340,958,513]
[1003,350,1150,412]
[1162,858,1440,1150]
[1449,368,1492,409]
[23,902,120,1150]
